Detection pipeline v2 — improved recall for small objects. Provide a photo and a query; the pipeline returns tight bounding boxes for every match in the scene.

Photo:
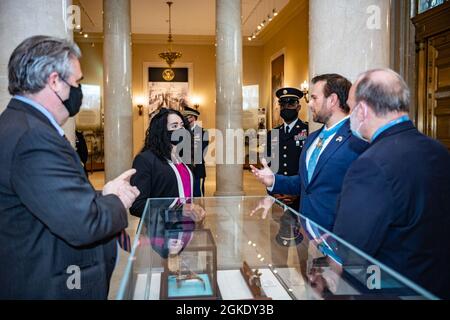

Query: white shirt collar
[283,118,299,131]
[324,116,349,131]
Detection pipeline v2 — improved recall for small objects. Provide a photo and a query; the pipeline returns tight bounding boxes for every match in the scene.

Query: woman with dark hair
[130,108,194,218]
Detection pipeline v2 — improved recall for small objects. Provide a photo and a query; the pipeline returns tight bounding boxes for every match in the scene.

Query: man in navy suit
[0,36,140,299]
[333,69,450,299]
[251,74,367,231]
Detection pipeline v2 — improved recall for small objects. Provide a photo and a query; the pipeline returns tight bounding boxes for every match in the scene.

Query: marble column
[215,0,245,196]
[0,0,76,145]
[309,0,391,131]
[103,0,133,182]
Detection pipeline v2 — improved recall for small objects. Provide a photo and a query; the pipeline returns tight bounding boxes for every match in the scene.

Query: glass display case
[160,228,218,300]
[117,196,437,300]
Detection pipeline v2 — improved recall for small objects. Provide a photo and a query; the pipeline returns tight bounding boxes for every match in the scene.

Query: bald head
[354,68,410,116]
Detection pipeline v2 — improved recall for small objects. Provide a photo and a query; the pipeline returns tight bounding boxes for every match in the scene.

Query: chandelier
[159,1,182,81]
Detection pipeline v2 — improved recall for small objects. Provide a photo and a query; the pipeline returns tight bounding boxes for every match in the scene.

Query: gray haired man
[334,68,450,299]
[0,36,139,299]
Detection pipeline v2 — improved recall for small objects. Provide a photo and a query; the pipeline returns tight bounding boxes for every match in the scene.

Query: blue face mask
[351,127,365,141]
[350,103,368,142]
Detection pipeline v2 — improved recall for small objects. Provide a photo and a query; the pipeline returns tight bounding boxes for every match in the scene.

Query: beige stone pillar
[214,0,245,196]
[0,0,76,145]
[308,0,391,131]
[103,0,133,182]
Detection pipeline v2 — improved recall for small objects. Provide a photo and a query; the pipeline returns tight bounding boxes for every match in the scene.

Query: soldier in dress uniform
[182,105,209,197]
[266,87,309,211]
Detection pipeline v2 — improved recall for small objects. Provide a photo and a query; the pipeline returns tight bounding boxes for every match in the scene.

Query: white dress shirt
[283,118,299,134]
[305,116,349,170]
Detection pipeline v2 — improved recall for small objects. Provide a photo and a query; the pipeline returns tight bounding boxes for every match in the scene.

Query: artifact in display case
[160,228,219,300]
[240,261,272,300]
[149,203,219,300]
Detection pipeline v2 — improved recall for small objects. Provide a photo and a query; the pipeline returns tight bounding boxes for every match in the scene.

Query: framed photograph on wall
[148,67,189,113]
[271,52,285,128]
[142,62,193,134]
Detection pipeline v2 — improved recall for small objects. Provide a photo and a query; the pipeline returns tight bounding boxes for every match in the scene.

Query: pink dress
[175,163,192,198]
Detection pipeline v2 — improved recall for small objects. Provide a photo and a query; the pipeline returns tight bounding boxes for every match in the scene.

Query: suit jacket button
[283,154,287,158]
[284,146,287,150]
[284,172,288,175]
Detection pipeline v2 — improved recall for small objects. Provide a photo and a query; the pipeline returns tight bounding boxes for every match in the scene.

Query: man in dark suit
[0,35,140,299]
[333,68,450,299]
[183,106,209,197]
[251,74,367,231]
[75,129,89,176]
[265,87,309,210]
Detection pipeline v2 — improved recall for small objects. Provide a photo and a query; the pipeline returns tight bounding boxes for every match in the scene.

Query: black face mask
[280,108,298,123]
[167,129,185,146]
[54,78,83,117]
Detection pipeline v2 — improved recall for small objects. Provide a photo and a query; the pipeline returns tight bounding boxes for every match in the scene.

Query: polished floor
[88,166,266,299]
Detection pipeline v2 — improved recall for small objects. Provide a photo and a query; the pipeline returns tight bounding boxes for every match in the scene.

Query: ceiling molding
[73,0,290,36]
[132,34,215,45]
[75,32,264,47]
[74,32,104,43]
[244,39,264,46]
[257,0,308,44]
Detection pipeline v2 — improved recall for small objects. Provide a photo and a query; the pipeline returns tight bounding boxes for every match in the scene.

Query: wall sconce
[134,96,146,116]
[137,104,143,116]
[191,96,202,109]
[300,81,309,103]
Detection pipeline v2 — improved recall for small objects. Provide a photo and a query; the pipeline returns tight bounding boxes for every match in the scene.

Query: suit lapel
[308,119,351,185]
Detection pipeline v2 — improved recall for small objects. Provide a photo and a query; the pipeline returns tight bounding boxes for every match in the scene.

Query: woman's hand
[182,203,206,222]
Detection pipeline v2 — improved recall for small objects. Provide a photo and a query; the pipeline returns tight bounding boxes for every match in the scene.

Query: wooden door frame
[412,2,450,137]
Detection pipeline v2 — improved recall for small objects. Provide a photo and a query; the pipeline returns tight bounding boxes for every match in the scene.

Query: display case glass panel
[117,196,437,300]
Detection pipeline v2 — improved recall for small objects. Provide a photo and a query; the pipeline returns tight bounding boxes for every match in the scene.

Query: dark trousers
[193,177,205,197]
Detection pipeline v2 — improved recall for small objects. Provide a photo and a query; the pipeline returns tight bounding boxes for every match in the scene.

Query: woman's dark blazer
[130,149,193,218]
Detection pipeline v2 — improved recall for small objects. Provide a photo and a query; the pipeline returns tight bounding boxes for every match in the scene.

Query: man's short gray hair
[8,35,81,95]
[355,68,410,116]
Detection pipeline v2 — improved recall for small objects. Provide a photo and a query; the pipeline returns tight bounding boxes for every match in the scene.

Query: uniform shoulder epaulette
[274,124,284,129]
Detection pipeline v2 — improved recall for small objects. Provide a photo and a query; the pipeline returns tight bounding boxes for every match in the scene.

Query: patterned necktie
[307,121,346,182]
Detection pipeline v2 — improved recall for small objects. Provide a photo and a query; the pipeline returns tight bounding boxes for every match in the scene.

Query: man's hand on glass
[250,158,275,188]
[102,169,140,210]
[250,195,275,220]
